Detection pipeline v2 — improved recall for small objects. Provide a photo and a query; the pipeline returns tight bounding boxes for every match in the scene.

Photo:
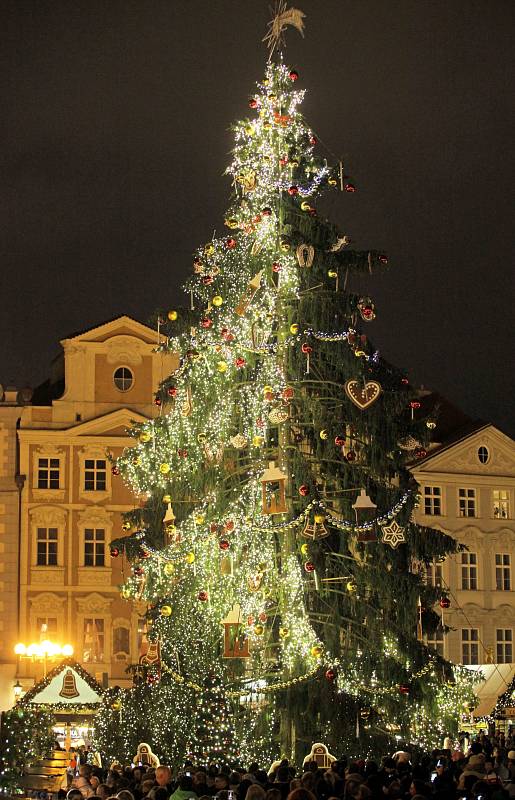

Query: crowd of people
[62,732,515,800]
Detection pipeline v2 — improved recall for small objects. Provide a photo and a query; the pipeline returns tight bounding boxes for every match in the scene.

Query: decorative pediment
[105,335,146,366]
[62,316,158,346]
[29,592,66,613]
[73,409,149,438]
[78,507,113,527]
[35,445,64,457]
[414,426,515,476]
[29,506,67,527]
[76,592,113,614]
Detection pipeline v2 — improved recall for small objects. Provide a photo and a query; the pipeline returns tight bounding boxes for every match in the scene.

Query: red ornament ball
[410,400,421,409]
[111,465,120,476]
[399,684,410,695]
[167,385,177,397]
[378,254,388,264]
[325,668,337,682]
[288,185,299,196]
[282,386,294,400]
[225,520,235,532]
[226,237,237,249]
[301,343,312,354]
[299,484,309,497]
[198,590,209,602]
[289,69,299,81]
[110,547,120,558]
[210,522,220,534]
[219,539,230,551]
[304,561,316,573]
[346,451,357,463]
[133,566,144,576]
[401,377,409,385]
[200,317,213,328]
[272,261,282,273]
[261,207,272,216]
[221,327,235,342]
[362,306,375,320]
[334,436,345,447]
[201,275,214,285]
[235,357,246,368]
[309,135,317,145]
[264,391,275,401]
[258,612,268,623]
[345,182,357,193]
[439,597,451,609]
[177,448,188,458]
[414,447,427,459]
[279,157,288,167]
[249,98,258,109]
[154,397,162,406]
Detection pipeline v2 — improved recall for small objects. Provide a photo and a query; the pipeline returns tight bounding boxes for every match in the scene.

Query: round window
[477,446,489,464]
[113,367,134,392]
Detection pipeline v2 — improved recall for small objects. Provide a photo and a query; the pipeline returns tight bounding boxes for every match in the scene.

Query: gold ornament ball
[121,587,131,599]
[194,514,205,525]
[160,605,172,617]
[212,295,223,307]
[253,624,265,636]
[225,218,238,229]
[310,645,323,658]
[122,521,131,531]
[163,563,175,577]
[346,580,357,593]
[328,270,338,278]
[290,323,299,335]
[280,241,290,253]
[134,457,142,466]
[301,201,311,211]
[197,432,207,443]
[159,463,170,475]
[163,494,171,503]
[319,429,328,440]
[263,121,272,130]
[217,361,228,373]
[426,419,437,429]
[278,626,290,639]
[204,243,215,255]
[185,552,195,564]
[111,699,121,711]
[139,432,151,443]
[245,125,255,137]
[167,310,178,321]
[314,514,326,524]
[300,543,309,556]
[252,435,264,447]
[263,385,274,394]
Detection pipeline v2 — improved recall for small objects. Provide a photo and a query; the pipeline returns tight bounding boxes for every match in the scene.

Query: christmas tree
[94,9,476,766]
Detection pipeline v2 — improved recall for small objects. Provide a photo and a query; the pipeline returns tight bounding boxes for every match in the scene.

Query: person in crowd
[73,765,96,798]
[169,775,198,800]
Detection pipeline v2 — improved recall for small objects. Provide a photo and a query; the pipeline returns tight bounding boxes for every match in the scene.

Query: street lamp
[13,680,23,702]
[14,640,74,677]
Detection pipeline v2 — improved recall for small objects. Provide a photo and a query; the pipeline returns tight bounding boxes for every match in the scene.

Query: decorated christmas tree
[94,7,476,765]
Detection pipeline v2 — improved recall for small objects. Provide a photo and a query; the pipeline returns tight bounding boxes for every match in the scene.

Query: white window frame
[31,447,66,500]
[423,486,443,516]
[461,628,480,665]
[29,507,66,569]
[76,594,112,667]
[113,365,135,393]
[458,487,477,518]
[495,553,511,591]
[77,508,112,582]
[496,628,513,664]
[78,446,111,503]
[426,559,444,588]
[461,552,478,590]
[36,526,59,567]
[112,617,131,662]
[84,527,106,567]
[493,489,510,520]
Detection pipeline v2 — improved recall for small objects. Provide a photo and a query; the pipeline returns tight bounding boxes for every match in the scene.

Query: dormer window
[113,366,134,392]
[477,446,489,464]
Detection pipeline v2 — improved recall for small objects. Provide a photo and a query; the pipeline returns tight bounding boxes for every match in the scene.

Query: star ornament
[381,520,406,549]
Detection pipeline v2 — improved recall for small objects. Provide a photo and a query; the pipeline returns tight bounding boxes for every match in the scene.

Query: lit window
[496,554,511,591]
[113,367,134,392]
[493,490,510,519]
[496,629,513,664]
[84,528,105,567]
[36,528,58,566]
[477,446,489,464]
[458,488,477,517]
[36,617,58,641]
[461,552,478,590]
[83,618,105,663]
[137,618,148,655]
[423,486,442,516]
[113,627,130,660]
[84,459,106,491]
[461,628,479,665]
[426,560,443,588]
[37,458,60,489]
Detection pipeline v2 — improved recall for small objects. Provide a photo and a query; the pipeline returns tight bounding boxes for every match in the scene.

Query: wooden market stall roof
[20,659,103,711]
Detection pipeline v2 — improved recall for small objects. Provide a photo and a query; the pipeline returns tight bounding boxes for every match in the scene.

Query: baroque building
[411,411,515,716]
[0,317,176,710]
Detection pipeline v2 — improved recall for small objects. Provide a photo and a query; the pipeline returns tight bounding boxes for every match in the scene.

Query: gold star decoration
[380,519,406,549]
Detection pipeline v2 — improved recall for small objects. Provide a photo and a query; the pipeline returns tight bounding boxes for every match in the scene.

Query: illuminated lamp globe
[14,643,27,656]
[62,644,74,657]
[167,310,178,321]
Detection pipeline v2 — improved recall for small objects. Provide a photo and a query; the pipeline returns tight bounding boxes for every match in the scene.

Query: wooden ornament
[296,243,315,268]
[344,380,382,410]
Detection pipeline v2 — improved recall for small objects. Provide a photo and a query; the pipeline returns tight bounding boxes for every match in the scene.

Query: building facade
[0,316,176,710]
[411,422,515,714]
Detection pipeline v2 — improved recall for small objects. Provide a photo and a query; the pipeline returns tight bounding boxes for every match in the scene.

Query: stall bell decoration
[352,488,377,542]
[139,637,162,684]
[302,512,329,540]
[261,461,288,514]
[222,604,250,658]
[59,669,80,699]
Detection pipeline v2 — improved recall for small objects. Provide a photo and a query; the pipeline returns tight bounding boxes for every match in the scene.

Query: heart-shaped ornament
[344,379,382,410]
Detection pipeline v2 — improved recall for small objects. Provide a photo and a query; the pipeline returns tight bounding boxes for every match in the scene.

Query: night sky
[1,1,513,436]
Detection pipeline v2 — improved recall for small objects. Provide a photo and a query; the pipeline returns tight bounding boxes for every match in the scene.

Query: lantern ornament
[261,461,288,514]
[222,604,250,659]
[302,513,329,540]
[352,488,377,542]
